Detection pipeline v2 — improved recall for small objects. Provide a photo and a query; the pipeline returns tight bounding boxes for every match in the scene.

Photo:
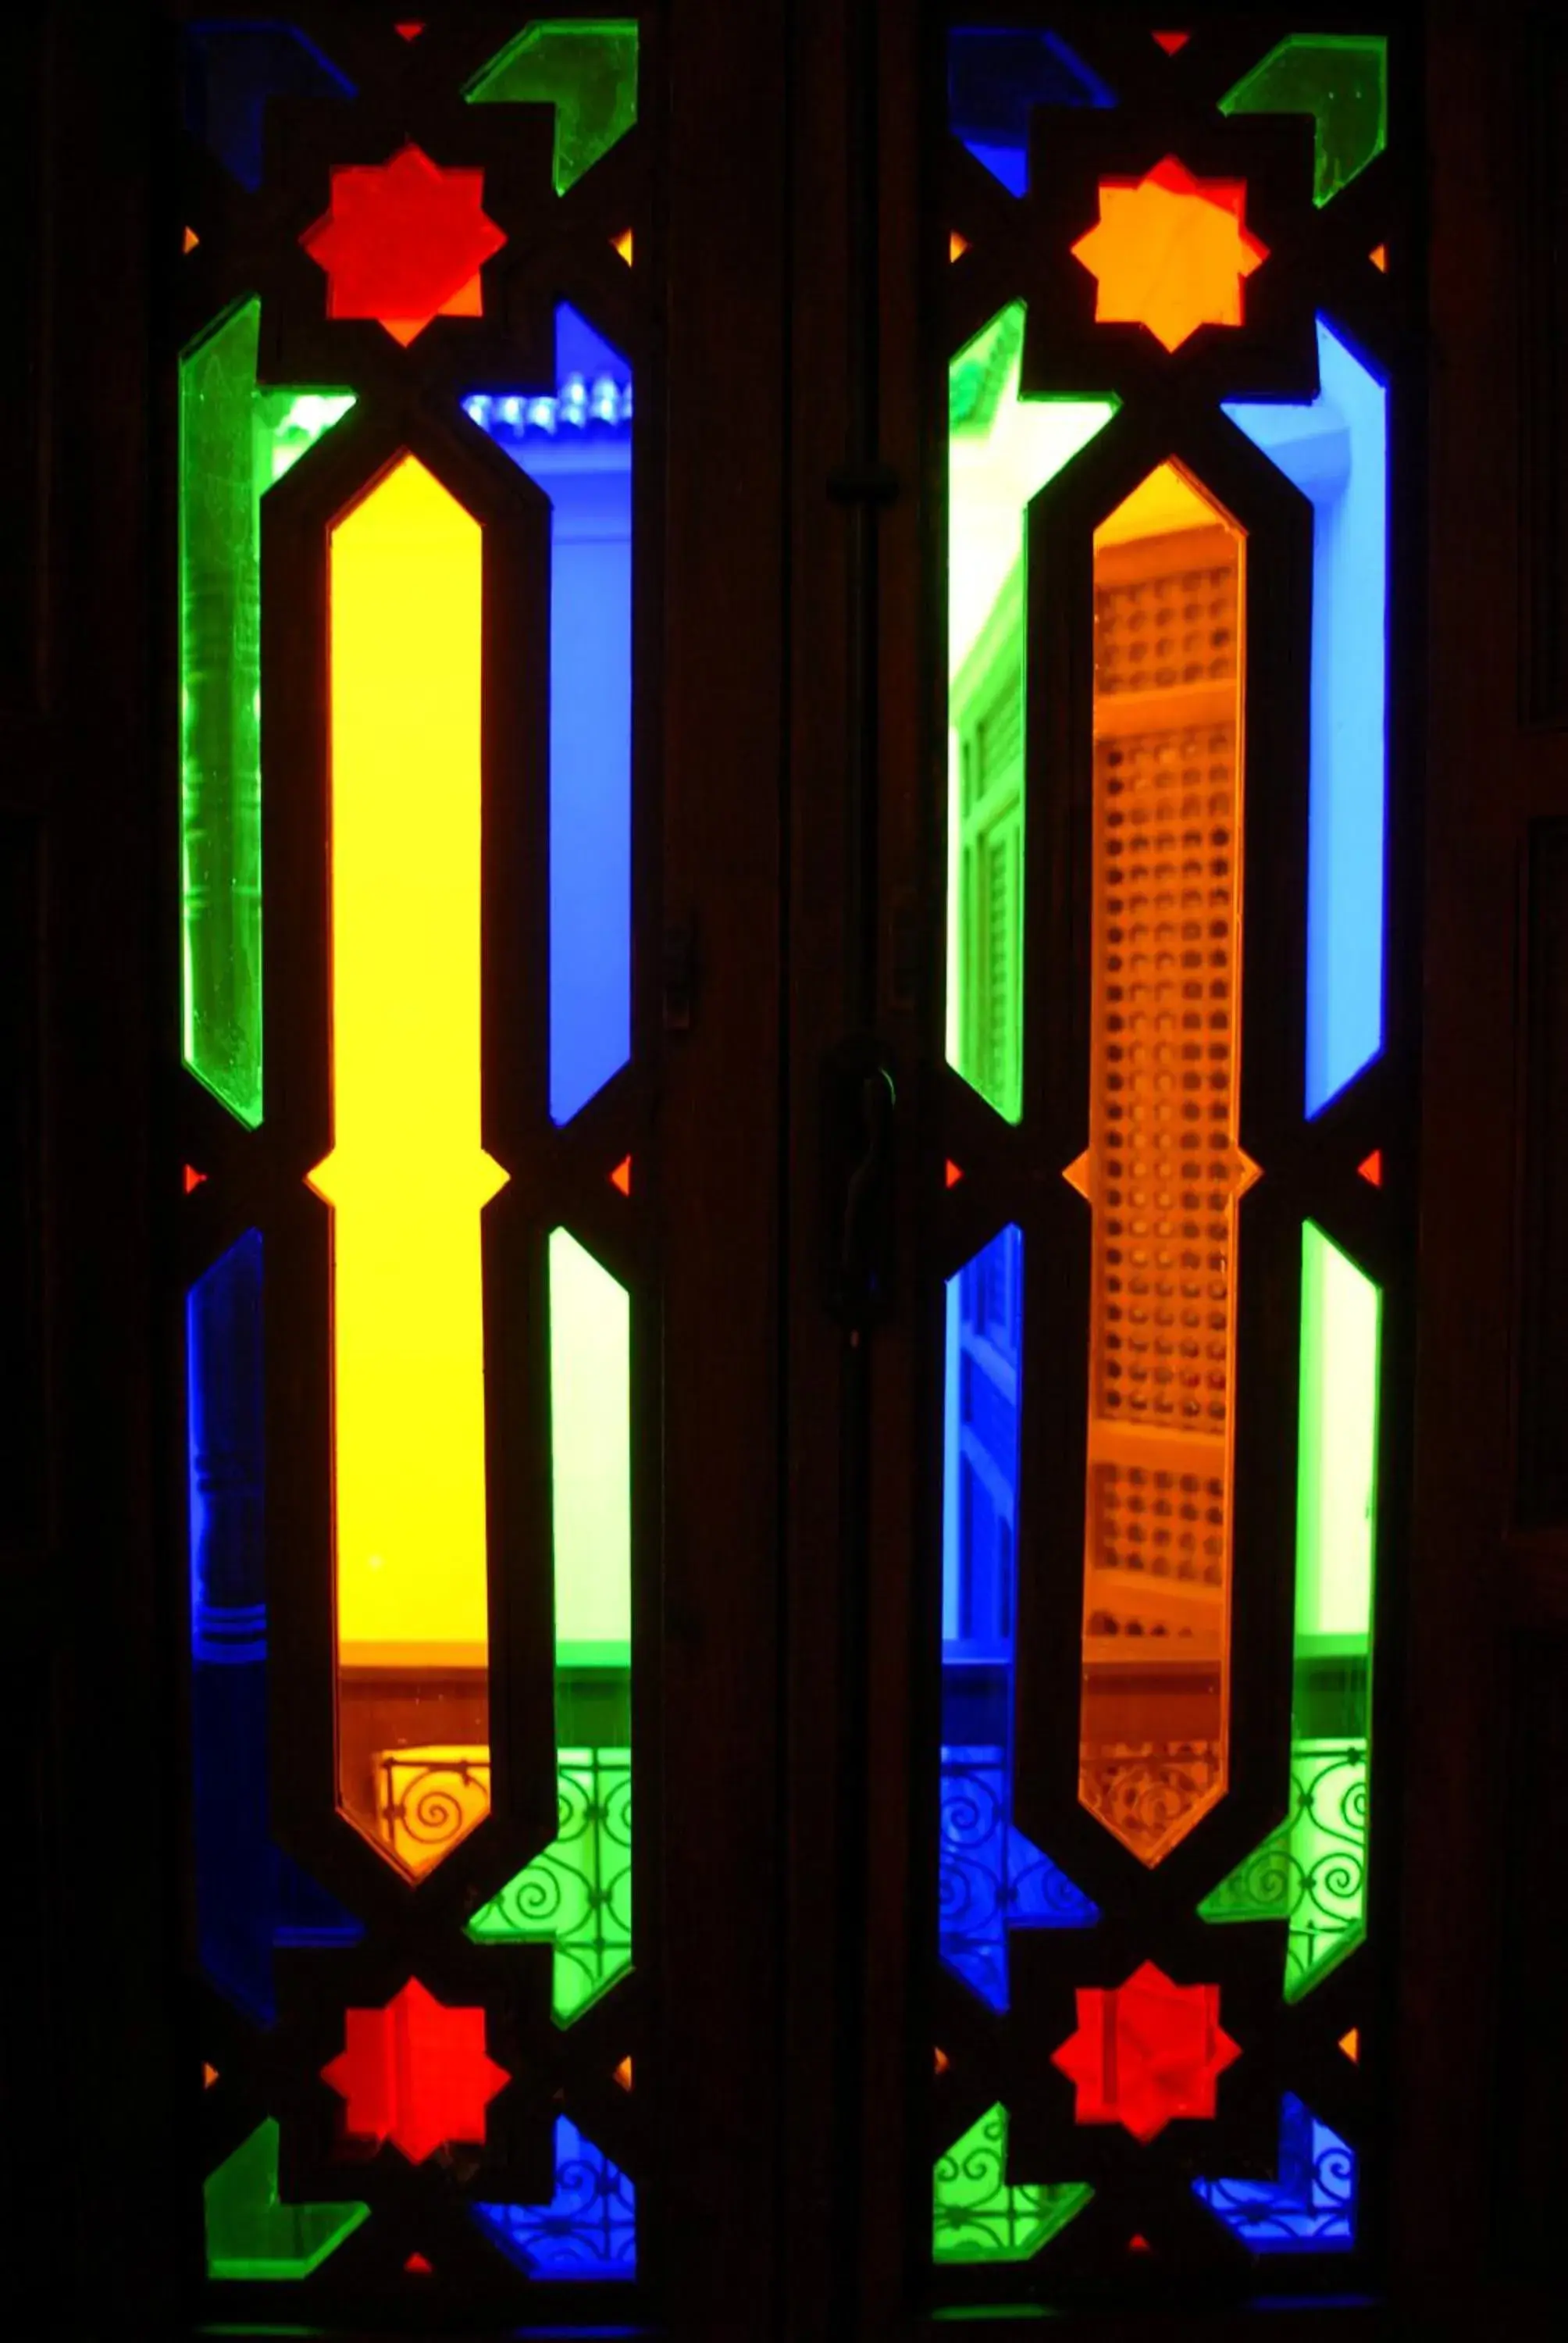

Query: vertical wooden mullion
[658,0,791,2333]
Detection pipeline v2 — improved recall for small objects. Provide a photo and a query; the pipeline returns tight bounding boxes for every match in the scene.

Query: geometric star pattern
[321,1977,510,2163]
[1052,1960,1240,2142]
[301,143,507,345]
[1071,155,1268,351]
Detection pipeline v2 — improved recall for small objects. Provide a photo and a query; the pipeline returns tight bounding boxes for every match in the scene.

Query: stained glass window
[177,11,647,2309]
[933,9,1396,2302]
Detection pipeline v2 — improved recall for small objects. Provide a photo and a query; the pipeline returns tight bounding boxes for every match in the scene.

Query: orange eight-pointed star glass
[321,1977,510,2164]
[301,143,508,345]
[1071,155,1268,352]
[1052,1960,1241,2142]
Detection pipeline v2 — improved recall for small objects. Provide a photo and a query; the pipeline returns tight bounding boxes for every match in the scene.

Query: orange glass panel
[614,2056,633,2090]
[1071,158,1267,353]
[313,455,505,1878]
[1076,462,1253,1863]
[301,144,505,346]
[184,224,200,253]
[1370,243,1388,272]
[1339,2027,1360,2062]
[944,1159,964,1188]
[950,230,970,262]
[1053,1960,1240,2140]
[612,227,633,263]
[321,1977,509,2163]
[1358,1148,1382,1186]
[610,1154,633,1195]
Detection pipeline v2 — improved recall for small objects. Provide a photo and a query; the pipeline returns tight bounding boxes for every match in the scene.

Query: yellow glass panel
[312,453,506,1877]
[1074,462,1254,1864]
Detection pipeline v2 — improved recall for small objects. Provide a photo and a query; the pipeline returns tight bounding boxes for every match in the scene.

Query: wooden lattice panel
[1078,485,1249,1864]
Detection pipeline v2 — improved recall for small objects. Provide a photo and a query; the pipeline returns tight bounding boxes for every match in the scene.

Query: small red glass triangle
[404,2252,433,2273]
[945,1160,964,1188]
[1339,2027,1360,2063]
[611,1156,633,1196]
[202,2061,219,2088]
[395,21,425,37]
[184,1164,207,1193]
[1358,1150,1382,1187]
[1129,2233,1153,2252]
[183,226,200,254]
[1153,30,1190,54]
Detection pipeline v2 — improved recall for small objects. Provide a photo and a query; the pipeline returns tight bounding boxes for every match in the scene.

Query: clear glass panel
[312,455,504,1877]
[1077,464,1252,1865]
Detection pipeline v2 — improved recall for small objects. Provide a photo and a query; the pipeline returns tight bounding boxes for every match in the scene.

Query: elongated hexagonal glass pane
[1076,463,1254,1866]
[314,456,504,1878]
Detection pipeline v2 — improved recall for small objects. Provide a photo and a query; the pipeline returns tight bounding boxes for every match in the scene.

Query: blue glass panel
[184,23,354,193]
[465,302,633,1125]
[942,1225,1096,2010]
[473,2116,636,2278]
[1224,318,1388,1116]
[188,1231,358,2023]
[948,29,1115,196]
[1194,2093,1357,2252]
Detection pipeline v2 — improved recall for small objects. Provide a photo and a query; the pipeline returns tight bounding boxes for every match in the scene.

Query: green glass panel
[468,1229,633,2022]
[205,2118,367,2281]
[180,299,352,1126]
[1220,35,1388,208]
[935,2102,1092,2266]
[466,20,638,194]
[1199,1224,1380,1998]
[948,301,1116,1122]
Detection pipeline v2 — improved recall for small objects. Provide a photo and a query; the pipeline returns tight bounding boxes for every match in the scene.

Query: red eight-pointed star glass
[1052,1960,1240,2142]
[321,1976,510,2163]
[301,142,508,346]
[1071,155,1268,353]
